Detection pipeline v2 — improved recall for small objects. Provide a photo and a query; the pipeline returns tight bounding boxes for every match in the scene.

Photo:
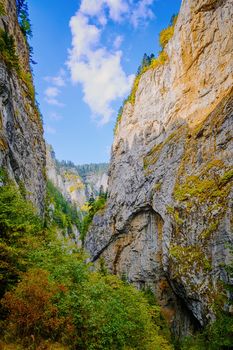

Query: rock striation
[0,0,46,213]
[85,0,233,336]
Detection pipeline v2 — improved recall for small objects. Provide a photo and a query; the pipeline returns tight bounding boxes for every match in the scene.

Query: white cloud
[67,0,155,124]
[44,69,66,87]
[45,98,65,107]
[44,85,65,107]
[80,0,129,23]
[130,0,154,27]
[49,112,63,121]
[45,125,56,134]
[113,35,123,49]
[45,87,60,98]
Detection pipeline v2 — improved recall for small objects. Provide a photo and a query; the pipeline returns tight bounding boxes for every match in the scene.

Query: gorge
[0,0,232,348]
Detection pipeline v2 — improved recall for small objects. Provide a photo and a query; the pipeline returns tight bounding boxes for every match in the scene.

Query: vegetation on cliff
[79,192,108,243]
[46,180,80,236]
[114,15,177,134]
[0,0,39,110]
[1,171,232,349]
[0,29,20,72]
[0,170,173,349]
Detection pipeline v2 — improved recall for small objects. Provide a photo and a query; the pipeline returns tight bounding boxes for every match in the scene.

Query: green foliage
[170,245,211,277]
[79,193,107,242]
[0,177,42,298]
[0,177,173,349]
[19,69,35,101]
[46,180,80,234]
[159,15,177,49]
[0,0,38,110]
[113,105,124,134]
[0,29,20,72]
[59,161,109,178]
[219,169,233,186]
[0,1,5,16]
[18,9,32,39]
[174,164,233,209]
[16,0,32,40]
[0,168,232,349]
[180,245,233,349]
[181,312,233,350]
[1,269,71,347]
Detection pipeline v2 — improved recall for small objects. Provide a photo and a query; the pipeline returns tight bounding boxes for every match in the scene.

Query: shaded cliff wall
[0,0,46,213]
[85,0,233,336]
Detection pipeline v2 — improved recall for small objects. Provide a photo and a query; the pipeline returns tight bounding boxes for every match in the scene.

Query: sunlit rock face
[85,0,233,336]
[0,0,46,214]
[46,144,86,209]
[46,144,109,209]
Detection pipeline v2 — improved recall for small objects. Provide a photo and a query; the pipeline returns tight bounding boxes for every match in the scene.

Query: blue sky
[28,0,181,164]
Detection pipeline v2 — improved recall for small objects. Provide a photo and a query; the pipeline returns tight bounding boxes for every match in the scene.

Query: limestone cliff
[46,144,108,209]
[85,0,233,336]
[46,144,86,209]
[0,0,46,213]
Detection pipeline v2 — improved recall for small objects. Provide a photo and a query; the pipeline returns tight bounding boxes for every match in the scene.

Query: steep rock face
[82,169,108,198]
[0,0,46,213]
[46,144,109,209]
[46,144,86,209]
[85,0,233,336]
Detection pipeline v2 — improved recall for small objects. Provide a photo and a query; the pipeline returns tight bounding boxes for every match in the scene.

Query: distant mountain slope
[46,144,108,209]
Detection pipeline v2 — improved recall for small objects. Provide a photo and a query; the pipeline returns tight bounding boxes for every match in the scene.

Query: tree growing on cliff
[16,0,32,39]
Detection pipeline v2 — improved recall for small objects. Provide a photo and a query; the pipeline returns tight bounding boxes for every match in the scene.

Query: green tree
[0,176,42,298]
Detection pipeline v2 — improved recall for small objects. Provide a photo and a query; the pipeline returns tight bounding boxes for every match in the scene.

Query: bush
[1,226,173,349]
[1,269,73,348]
[19,70,35,101]
[159,15,177,49]
[181,312,233,350]
[0,1,5,16]
[0,178,42,298]
[79,194,107,242]
[0,174,172,349]
[46,180,80,233]
[0,29,20,72]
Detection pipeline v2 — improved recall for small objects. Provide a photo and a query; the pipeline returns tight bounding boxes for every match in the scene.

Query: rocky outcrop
[81,167,108,198]
[46,144,109,209]
[46,144,86,209]
[0,0,46,213]
[85,0,233,337]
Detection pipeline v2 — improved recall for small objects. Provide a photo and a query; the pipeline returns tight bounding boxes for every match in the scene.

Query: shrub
[0,178,42,298]
[46,180,80,233]
[159,15,177,49]
[79,194,107,242]
[0,1,5,16]
[0,170,173,349]
[66,273,173,350]
[19,70,35,101]
[0,29,20,72]
[1,269,72,347]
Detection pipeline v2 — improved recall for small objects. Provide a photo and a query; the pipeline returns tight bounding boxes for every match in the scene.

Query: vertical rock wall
[85,0,233,336]
[0,0,46,213]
